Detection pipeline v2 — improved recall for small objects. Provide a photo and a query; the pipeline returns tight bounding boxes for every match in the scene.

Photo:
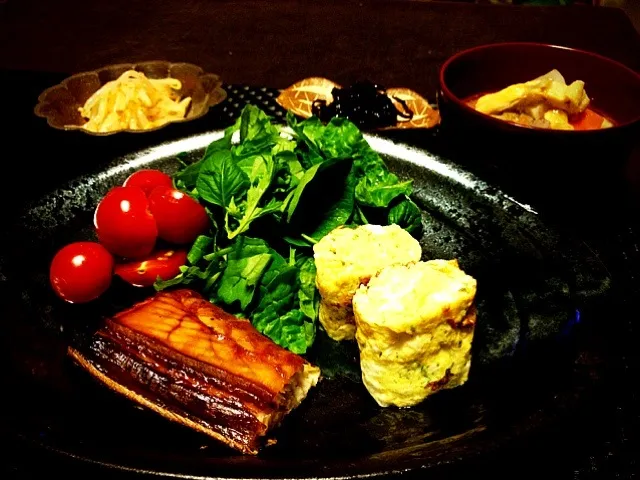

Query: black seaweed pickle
[312,80,413,129]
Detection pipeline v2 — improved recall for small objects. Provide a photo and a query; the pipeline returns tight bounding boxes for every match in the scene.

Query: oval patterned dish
[277,77,440,130]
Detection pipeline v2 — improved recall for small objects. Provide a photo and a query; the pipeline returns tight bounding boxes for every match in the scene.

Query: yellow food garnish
[475,70,590,130]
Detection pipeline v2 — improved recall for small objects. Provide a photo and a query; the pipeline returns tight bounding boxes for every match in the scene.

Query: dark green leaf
[353,204,370,225]
[347,135,413,208]
[217,237,273,309]
[226,155,283,239]
[175,125,237,190]
[205,123,237,157]
[307,165,356,240]
[250,248,316,354]
[196,150,250,208]
[313,117,366,160]
[175,161,204,191]
[277,151,304,184]
[307,329,361,381]
[297,257,319,320]
[286,163,322,221]
[285,157,350,222]
[239,104,280,143]
[286,114,325,167]
[283,236,313,248]
[388,196,423,236]
[253,309,315,354]
[355,169,412,207]
[253,250,297,313]
[285,160,355,242]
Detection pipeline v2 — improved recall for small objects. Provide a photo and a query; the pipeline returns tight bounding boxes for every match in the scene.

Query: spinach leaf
[355,167,412,207]
[175,162,204,192]
[285,157,351,222]
[346,135,413,208]
[297,257,319,320]
[353,204,370,225]
[307,165,356,240]
[388,195,423,236]
[154,236,230,296]
[187,235,214,264]
[205,122,238,157]
[153,258,224,293]
[286,113,325,167]
[253,309,315,355]
[292,113,412,209]
[253,253,298,316]
[288,115,369,168]
[314,117,367,161]
[234,106,296,166]
[175,123,237,190]
[153,268,190,291]
[277,151,304,186]
[225,155,282,239]
[286,162,323,221]
[240,104,280,143]
[283,236,314,248]
[217,237,273,309]
[286,160,355,242]
[225,198,282,239]
[196,150,250,208]
[250,248,316,354]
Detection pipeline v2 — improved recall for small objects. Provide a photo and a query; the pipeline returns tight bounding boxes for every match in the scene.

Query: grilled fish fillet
[68,289,321,454]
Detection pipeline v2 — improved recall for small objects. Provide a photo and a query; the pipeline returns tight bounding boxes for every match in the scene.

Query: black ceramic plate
[0,129,614,478]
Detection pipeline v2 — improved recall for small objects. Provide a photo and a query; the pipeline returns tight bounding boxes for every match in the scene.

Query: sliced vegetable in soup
[464,69,614,131]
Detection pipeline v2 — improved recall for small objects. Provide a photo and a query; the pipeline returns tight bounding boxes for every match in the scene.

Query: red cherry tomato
[148,186,210,244]
[123,169,174,197]
[94,186,158,259]
[114,249,187,287]
[50,242,114,303]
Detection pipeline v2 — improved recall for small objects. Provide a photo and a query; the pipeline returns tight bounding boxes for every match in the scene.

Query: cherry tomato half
[94,186,158,259]
[114,249,187,287]
[148,186,210,244]
[50,242,114,303]
[123,169,173,197]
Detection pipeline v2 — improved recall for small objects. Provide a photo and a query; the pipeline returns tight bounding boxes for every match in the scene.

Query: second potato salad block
[353,260,477,407]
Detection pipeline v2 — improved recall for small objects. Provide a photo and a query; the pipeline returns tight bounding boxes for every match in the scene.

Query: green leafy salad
[154,104,422,355]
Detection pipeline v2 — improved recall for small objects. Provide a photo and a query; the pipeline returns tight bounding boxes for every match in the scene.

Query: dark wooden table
[2,0,640,93]
[1,1,639,479]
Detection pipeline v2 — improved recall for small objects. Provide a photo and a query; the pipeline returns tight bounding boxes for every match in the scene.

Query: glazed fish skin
[353,260,477,408]
[68,289,320,455]
[112,289,308,396]
[313,224,422,341]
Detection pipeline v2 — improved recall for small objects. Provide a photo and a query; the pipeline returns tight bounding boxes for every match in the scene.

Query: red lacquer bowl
[438,42,640,136]
[437,43,640,207]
